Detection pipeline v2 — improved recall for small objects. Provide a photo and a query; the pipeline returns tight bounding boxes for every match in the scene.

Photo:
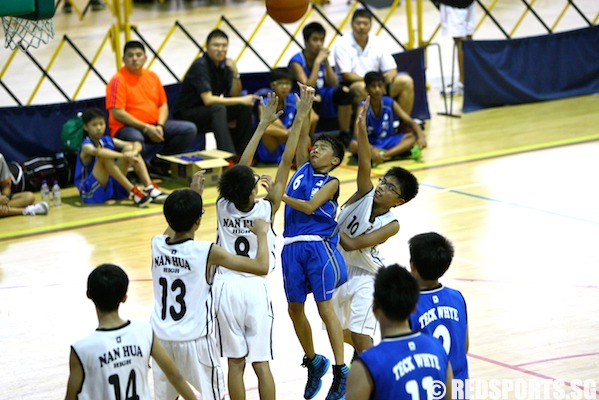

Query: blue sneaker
[302,354,330,399]
[326,364,349,400]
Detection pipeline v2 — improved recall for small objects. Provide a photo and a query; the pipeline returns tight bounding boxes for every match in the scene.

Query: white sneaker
[144,184,168,203]
[23,202,49,215]
[441,82,464,96]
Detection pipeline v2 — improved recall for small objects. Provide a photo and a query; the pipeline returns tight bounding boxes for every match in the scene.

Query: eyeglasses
[209,43,228,50]
[272,81,292,87]
[254,174,261,185]
[378,177,401,197]
[201,208,205,216]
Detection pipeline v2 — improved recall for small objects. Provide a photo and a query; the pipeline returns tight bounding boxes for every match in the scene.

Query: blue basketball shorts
[371,132,407,150]
[256,141,285,164]
[281,240,348,303]
[79,174,129,204]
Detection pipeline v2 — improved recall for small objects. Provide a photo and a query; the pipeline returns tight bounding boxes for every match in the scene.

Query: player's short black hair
[218,164,257,209]
[374,264,420,321]
[82,108,105,124]
[87,264,129,312]
[163,189,203,233]
[313,134,345,171]
[385,167,419,203]
[302,21,326,42]
[269,67,294,84]
[409,232,455,281]
[123,40,145,54]
[365,71,385,87]
[352,8,372,22]
[207,29,228,44]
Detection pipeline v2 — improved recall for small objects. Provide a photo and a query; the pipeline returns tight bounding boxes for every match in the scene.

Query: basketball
[265,0,309,24]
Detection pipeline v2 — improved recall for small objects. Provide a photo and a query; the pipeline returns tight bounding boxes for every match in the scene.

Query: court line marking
[1,136,597,241]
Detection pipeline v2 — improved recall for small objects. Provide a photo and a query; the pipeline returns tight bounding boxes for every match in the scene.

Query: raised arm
[266,84,316,215]
[238,92,282,166]
[355,97,373,196]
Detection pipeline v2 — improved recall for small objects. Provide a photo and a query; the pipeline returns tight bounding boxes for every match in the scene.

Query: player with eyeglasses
[333,97,420,356]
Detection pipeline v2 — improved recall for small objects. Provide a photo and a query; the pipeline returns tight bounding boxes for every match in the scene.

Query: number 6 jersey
[150,236,214,341]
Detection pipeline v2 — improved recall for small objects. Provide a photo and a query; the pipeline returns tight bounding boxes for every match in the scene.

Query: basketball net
[2,16,54,51]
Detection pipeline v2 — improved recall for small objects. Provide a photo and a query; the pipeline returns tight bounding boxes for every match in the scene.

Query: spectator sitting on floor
[0,153,49,217]
[255,68,313,164]
[348,71,426,165]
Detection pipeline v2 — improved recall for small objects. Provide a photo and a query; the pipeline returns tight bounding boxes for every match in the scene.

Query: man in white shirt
[334,8,415,115]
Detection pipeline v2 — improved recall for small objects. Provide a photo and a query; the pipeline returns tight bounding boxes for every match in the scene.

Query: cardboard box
[157,149,233,186]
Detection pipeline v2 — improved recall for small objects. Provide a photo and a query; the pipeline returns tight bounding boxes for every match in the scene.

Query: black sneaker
[302,354,330,399]
[326,364,349,400]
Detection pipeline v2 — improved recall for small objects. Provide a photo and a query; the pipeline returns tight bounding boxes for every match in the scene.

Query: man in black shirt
[174,29,259,158]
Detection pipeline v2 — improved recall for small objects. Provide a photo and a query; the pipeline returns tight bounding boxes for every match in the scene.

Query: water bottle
[51,180,61,207]
[40,180,50,203]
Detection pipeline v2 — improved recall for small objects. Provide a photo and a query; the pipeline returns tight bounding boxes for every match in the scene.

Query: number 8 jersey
[215,197,276,278]
[150,236,214,341]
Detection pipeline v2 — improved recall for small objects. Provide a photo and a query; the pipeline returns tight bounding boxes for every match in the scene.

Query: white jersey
[215,197,276,279]
[71,321,153,400]
[338,188,397,274]
[151,236,214,341]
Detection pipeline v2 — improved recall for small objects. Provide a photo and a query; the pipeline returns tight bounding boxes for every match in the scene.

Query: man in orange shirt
[106,41,197,175]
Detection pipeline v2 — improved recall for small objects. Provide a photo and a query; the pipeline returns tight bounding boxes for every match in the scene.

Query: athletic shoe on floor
[131,187,152,208]
[410,145,423,161]
[326,364,349,400]
[23,202,49,215]
[144,183,168,203]
[302,354,331,399]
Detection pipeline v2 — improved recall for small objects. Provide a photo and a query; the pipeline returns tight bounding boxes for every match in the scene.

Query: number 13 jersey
[150,236,214,341]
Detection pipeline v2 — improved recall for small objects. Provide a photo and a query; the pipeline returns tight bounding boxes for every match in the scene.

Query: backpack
[61,113,84,152]
[9,153,71,193]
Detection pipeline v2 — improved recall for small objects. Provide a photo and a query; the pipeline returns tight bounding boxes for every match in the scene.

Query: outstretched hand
[260,92,283,126]
[260,174,274,193]
[295,83,316,118]
[356,96,370,129]
[191,170,206,195]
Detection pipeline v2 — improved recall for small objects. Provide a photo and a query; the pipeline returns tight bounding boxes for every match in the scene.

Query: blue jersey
[263,92,297,129]
[289,51,337,118]
[409,285,469,380]
[359,332,449,400]
[366,96,397,141]
[74,135,115,188]
[289,51,328,93]
[283,162,340,244]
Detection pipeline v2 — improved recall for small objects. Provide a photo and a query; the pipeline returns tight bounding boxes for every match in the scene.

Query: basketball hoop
[2,16,54,51]
[1,0,55,52]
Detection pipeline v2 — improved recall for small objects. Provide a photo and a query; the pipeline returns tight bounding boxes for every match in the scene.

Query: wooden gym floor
[1,1,599,399]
